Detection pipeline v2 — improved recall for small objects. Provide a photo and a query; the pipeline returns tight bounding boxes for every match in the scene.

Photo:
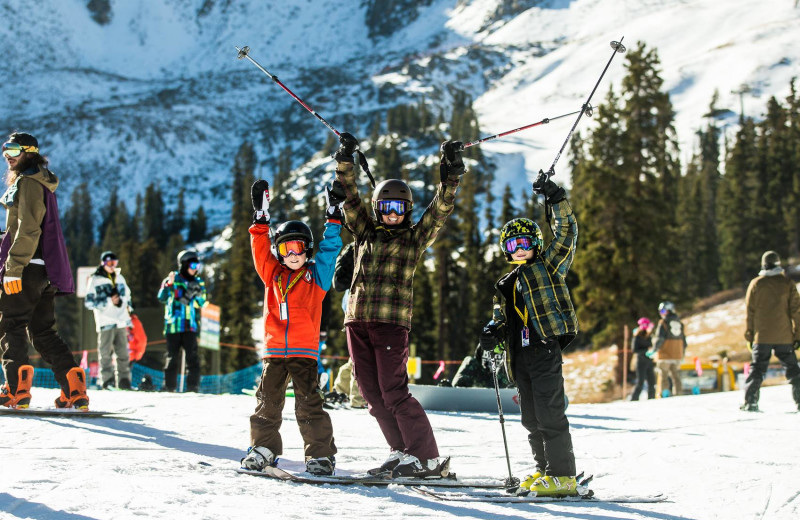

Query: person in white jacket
[85,251,133,389]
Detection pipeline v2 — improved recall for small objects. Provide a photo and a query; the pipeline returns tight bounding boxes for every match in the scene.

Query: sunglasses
[2,142,39,158]
[277,240,308,257]
[503,236,538,254]
[376,199,411,216]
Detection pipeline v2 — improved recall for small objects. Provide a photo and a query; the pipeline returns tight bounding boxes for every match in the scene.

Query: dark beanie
[761,250,780,270]
[9,132,39,148]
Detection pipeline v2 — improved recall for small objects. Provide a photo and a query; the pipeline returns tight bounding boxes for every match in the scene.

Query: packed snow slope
[1,384,798,519]
[1,0,798,223]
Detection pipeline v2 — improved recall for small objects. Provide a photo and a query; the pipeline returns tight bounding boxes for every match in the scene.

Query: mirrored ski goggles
[2,142,39,158]
[375,199,411,216]
[503,236,537,254]
[188,261,200,270]
[102,258,119,266]
[277,240,308,257]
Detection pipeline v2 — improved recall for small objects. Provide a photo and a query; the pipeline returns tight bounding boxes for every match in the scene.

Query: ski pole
[235,46,341,137]
[459,109,583,151]
[544,37,626,177]
[488,350,519,490]
[235,46,376,187]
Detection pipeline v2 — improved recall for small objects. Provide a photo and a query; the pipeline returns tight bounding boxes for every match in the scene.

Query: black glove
[479,320,505,354]
[334,132,358,163]
[251,180,270,224]
[439,140,465,182]
[794,340,799,351]
[532,170,566,203]
[325,180,346,221]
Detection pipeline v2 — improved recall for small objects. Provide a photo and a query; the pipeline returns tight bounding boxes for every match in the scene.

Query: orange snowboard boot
[54,367,89,410]
[0,365,34,408]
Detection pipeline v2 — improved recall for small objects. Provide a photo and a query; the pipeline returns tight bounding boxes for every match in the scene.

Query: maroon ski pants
[346,322,439,460]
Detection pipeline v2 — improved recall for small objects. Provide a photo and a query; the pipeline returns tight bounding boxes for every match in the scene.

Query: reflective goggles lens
[277,240,307,257]
[103,258,119,266]
[503,236,536,254]
[376,199,410,216]
[2,142,38,158]
[188,261,199,270]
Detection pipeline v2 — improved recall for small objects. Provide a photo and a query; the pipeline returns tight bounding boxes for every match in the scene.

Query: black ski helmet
[499,218,543,263]
[272,220,314,265]
[177,250,199,267]
[371,179,413,222]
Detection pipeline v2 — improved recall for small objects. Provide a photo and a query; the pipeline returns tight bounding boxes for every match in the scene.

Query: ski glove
[480,320,505,354]
[793,341,799,351]
[532,170,566,204]
[440,140,465,182]
[2,276,22,295]
[325,180,346,222]
[251,180,270,224]
[335,132,359,163]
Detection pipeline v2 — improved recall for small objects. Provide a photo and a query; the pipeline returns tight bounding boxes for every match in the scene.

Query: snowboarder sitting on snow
[479,171,579,497]
[241,179,343,476]
[333,132,462,478]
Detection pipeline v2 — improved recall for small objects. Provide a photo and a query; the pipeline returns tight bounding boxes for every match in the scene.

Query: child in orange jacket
[241,179,344,476]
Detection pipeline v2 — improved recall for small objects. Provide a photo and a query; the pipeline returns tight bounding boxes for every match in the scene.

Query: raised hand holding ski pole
[440,140,465,182]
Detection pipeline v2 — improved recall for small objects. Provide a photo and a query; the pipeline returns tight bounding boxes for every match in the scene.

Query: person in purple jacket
[0,132,87,410]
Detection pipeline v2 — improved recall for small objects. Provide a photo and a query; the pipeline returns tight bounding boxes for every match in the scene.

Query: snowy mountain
[2,383,798,519]
[2,0,799,224]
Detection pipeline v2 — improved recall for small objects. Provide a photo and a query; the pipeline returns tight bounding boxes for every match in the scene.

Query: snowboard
[236,458,505,489]
[411,486,668,503]
[0,407,132,419]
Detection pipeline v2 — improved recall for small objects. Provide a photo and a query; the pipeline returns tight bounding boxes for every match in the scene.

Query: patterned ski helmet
[499,218,543,263]
[637,317,652,330]
[658,301,675,315]
[272,220,314,265]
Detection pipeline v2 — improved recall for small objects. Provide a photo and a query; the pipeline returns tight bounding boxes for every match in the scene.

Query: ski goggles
[102,258,119,266]
[188,261,200,270]
[375,199,411,216]
[503,236,538,254]
[277,240,308,257]
[2,142,39,158]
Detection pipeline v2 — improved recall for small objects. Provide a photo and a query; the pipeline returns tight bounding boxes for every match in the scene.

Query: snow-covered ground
[2,383,798,519]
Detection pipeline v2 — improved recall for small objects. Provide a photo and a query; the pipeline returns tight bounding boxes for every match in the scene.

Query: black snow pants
[743,343,800,406]
[514,338,576,476]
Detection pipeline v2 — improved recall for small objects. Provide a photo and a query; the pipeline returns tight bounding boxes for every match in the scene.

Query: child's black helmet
[272,221,314,265]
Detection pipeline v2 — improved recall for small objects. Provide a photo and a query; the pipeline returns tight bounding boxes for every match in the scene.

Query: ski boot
[306,455,335,476]
[368,450,404,475]
[54,367,89,410]
[739,402,759,412]
[240,446,276,471]
[0,365,34,408]
[527,475,579,497]
[392,455,450,478]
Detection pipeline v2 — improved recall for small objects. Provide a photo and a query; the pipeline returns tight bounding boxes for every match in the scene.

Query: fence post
[622,324,629,400]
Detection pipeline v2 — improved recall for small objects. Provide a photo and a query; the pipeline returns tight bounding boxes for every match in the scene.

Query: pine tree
[217,142,260,372]
[187,206,208,243]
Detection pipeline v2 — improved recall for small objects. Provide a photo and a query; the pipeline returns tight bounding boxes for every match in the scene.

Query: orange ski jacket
[250,221,342,360]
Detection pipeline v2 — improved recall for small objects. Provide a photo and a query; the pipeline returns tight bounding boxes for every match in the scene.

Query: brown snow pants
[250,357,336,459]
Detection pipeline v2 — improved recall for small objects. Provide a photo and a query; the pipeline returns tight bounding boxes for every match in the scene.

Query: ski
[410,486,667,503]
[236,460,505,489]
[0,407,132,419]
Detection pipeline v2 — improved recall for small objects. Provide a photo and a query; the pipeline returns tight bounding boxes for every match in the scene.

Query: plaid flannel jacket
[335,160,459,329]
[492,200,579,344]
